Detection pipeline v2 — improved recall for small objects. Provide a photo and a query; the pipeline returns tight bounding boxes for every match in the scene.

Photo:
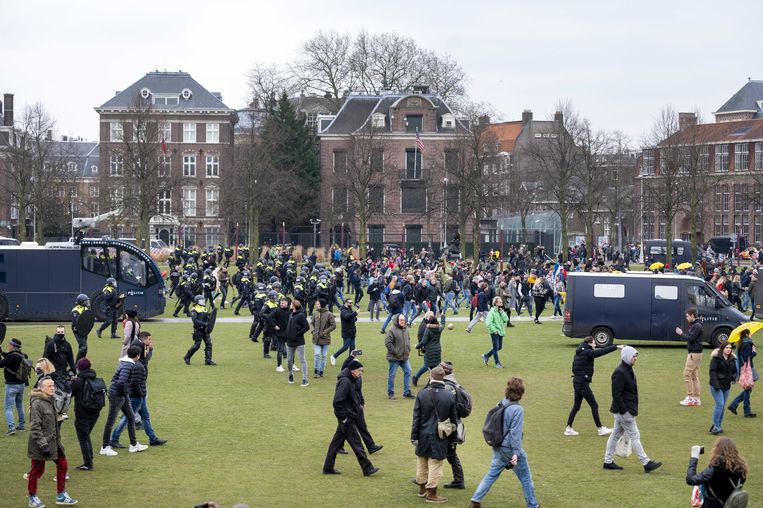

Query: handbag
[739,360,755,390]
[615,434,632,458]
[690,485,703,507]
[430,389,455,439]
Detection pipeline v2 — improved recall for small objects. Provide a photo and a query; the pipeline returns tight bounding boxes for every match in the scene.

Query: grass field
[0,301,760,507]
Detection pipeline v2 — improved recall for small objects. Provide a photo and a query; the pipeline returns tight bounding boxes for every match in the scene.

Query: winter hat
[621,346,638,364]
[9,338,22,349]
[318,298,327,309]
[347,359,363,371]
[125,309,138,318]
[439,361,454,375]
[76,358,91,372]
[430,365,446,381]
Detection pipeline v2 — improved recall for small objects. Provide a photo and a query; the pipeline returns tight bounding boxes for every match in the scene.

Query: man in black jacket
[676,308,704,406]
[43,326,76,378]
[564,337,623,437]
[331,299,357,367]
[70,357,104,470]
[99,346,146,457]
[1,338,29,435]
[286,300,310,387]
[603,346,662,473]
[270,298,291,372]
[96,278,121,338]
[322,360,379,477]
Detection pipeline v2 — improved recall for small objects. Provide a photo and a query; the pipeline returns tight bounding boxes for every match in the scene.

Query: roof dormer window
[441,113,455,129]
[372,113,386,129]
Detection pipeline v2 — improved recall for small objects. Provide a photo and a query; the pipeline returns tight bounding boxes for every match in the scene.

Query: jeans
[553,294,563,316]
[709,385,730,431]
[287,345,308,383]
[5,383,25,430]
[414,362,432,380]
[485,333,503,365]
[467,311,488,331]
[333,336,356,360]
[380,309,400,332]
[368,299,381,320]
[604,412,650,465]
[471,448,538,507]
[387,360,412,396]
[102,395,137,447]
[741,290,750,311]
[402,300,413,323]
[443,292,459,314]
[314,344,329,372]
[729,387,753,415]
[112,396,157,443]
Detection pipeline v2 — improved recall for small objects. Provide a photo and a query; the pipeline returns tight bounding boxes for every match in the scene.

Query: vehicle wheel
[711,328,731,349]
[591,327,614,347]
[91,293,107,321]
[0,294,8,320]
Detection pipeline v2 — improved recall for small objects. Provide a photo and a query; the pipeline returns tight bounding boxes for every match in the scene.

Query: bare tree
[248,62,299,112]
[292,30,353,107]
[419,50,468,104]
[602,131,636,252]
[572,119,611,252]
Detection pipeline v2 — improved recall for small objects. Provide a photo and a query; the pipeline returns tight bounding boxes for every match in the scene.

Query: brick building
[317,90,469,251]
[95,71,235,247]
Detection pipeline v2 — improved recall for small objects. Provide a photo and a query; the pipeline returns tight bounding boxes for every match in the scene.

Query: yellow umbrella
[677,262,693,270]
[649,262,664,271]
[728,322,763,343]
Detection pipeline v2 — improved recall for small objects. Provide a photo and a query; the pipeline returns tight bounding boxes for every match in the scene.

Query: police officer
[71,294,91,361]
[96,278,121,339]
[168,266,180,298]
[184,295,216,366]
[234,271,253,315]
[249,283,267,342]
[202,269,217,310]
[260,290,279,359]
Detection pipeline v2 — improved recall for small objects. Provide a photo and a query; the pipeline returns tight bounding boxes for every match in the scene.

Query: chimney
[554,111,564,123]
[679,112,697,131]
[3,93,13,127]
[478,115,490,126]
[522,109,533,125]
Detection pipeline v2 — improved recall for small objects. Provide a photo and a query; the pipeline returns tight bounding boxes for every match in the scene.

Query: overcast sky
[3,0,761,145]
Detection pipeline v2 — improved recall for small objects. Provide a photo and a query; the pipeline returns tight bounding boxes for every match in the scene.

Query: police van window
[593,283,625,298]
[675,247,684,255]
[688,285,714,307]
[119,250,147,287]
[654,285,678,300]
[81,247,114,277]
[649,246,666,254]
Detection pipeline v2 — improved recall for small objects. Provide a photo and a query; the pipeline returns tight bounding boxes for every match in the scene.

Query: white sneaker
[597,426,613,436]
[129,443,148,453]
[52,474,70,481]
[679,397,693,406]
[330,356,336,366]
[100,446,118,456]
[692,398,702,406]
[292,365,300,371]
[564,426,579,436]
[275,365,285,372]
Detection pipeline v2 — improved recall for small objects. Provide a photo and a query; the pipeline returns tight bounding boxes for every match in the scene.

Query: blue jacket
[500,399,524,455]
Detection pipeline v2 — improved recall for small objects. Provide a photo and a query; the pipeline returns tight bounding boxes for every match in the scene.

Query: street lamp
[442,176,448,252]
[310,218,321,250]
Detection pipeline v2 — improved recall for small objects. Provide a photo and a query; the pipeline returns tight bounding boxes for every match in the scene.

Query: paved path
[148,315,564,324]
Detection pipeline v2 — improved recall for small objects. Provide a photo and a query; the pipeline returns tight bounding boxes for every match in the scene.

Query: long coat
[27,389,64,461]
[415,324,443,368]
[411,381,458,460]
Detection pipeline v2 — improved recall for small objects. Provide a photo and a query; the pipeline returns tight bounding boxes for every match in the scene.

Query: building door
[159,229,170,245]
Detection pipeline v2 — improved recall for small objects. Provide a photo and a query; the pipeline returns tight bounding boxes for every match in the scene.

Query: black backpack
[445,379,473,418]
[8,351,32,385]
[482,402,510,448]
[709,478,748,508]
[79,377,107,413]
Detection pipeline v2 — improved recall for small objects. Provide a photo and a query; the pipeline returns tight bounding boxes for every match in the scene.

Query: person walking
[311,299,336,379]
[441,361,468,490]
[685,438,748,508]
[286,299,310,387]
[708,340,737,434]
[69,358,105,471]
[552,275,565,318]
[676,308,705,406]
[331,298,357,367]
[385,314,414,400]
[495,280,514,327]
[466,282,489,333]
[728,329,757,418]
[1,338,29,435]
[322,360,379,477]
[119,310,140,357]
[96,278,121,339]
[564,336,621,437]
[26,377,78,507]
[531,275,550,324]
[482,297,508,369]
[602,346,662,473]
[469,377,539,508]
[413,315,443,387]
[411,366,458,504]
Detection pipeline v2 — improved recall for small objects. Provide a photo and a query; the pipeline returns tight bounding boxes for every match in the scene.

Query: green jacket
[486,306,509,336]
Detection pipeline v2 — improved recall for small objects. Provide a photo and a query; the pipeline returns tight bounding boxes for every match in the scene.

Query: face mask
[55,333,65,340]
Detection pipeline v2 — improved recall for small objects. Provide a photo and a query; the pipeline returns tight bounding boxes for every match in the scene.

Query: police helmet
[267,290,278,300]
[76,293,90,305]
[182,274,189,280]
[242,270,251,277]
[319,276,328,283]
[194,295,205,305]
[204,268,212,275]
[256,283,266,291]
[269,276,278,284]
[295,276,304,284]
[272,281,281,290]
[189,272,198,279]
[106,277,116,286]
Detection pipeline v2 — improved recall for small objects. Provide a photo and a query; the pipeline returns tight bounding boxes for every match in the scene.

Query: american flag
[416,131,425,153]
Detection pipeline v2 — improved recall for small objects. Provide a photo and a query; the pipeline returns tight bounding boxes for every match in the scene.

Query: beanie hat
[439,361,453,375]
[347,359,363,371]
[430,365,445,381]
[318,298,327,309]
[76,357,91,372]
[621,346,638,364]
[9,338,22,349]
[125,309,138,318]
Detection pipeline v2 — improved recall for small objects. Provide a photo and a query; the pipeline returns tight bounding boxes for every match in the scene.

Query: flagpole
[414,127,418,178]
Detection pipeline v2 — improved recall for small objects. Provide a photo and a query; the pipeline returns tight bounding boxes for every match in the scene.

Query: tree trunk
[248,207,260,264]
[458,219,467,259]
[689,205,698,263]
[358,218,367,259]
[34,212,44,244]
[472,210,482,263]
[17,206,27,242]
[666,217,674,267]
[559,202,569,263]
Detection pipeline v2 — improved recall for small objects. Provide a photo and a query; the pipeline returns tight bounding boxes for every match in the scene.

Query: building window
[756,215,762,244]
[158,155,171,177]
[333,150,347,173]
[734,184,742,212]
[742,214,750,238]
[206,123,219,143]
[183,188,196,217]
[368,224,384,243]
[444,149,459,172]
[735,143,749,171]
[369,186,384,213]
[158,190,171,215]
[405,224,422,243]
[57,186,65,198]
[658,214,666,239]
[401,186,426,213]
[205,226,220,247]
[89,185,99,198]
[206,187,219,217]
[90,203,99,217]
[370,149,384,171]
[642,149,654,175]
[305,112,317,129]
[332,186,348,213]
[755,142,763,171]
[110,122,123,142]
[183,226,196,246]
[642,214,655,239]
[91,165,98,174]
[110,154,123,176]
[721,184,729,212]
[405,149,423,179]
[446,185,460,214]
[715,144,729,172]
[206,155,219,177]
[405,115,423,132]
[699,145,709,172]
[183,155,196,177]
[183,123,196,143]
[110,188,124,207]
[714,216,722,237]
[371,113,385,129]
[755,184,763,212]
[159,121,172,143]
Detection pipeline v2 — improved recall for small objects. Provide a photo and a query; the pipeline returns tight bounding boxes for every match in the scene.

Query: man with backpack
[441,361,471,490]
[470,377,539,508]
[1,338,31,435]
[70,358,106,470]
